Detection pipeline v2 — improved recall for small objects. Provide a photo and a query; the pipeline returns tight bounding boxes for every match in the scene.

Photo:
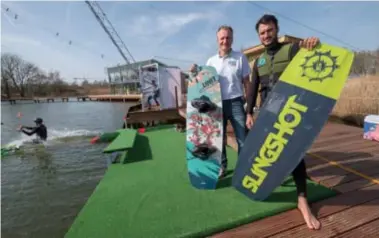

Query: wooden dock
[123,86,184,128]
[87,94,141,102]
[1,97,70,104]
[1,94,141,104]
[126,107,183,123]
[212,122,379,237]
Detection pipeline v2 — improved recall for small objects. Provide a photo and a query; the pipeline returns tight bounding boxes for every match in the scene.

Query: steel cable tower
[85,1,136,65]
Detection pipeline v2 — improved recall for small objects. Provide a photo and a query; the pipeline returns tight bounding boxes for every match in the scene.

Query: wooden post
[175,86,178,109]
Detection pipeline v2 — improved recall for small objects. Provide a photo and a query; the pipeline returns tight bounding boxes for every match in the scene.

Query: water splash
[3,128,102,148]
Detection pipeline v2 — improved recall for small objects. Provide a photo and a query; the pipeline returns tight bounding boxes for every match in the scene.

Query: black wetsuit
[21,124,48,141]
[246,41,308,197]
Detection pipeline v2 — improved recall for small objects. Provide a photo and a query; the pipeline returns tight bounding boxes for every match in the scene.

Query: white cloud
[125,10,221,45]
[115,6,225,65]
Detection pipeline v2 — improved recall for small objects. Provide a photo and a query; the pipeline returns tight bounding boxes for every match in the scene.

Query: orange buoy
[90,136,100,144]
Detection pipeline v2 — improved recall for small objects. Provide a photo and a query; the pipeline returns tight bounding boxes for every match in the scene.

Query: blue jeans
[221,96,247,169]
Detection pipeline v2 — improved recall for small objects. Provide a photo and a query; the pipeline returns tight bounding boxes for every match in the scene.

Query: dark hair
[255,14,279,32]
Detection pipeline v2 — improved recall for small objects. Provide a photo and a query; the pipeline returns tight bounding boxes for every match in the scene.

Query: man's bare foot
[297,196,321,230]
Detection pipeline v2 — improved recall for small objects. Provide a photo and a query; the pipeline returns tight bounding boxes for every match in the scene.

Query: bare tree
[1,53,39,97]
[27,71,49,96]
[1,74,12,99]
[47,70,68,95]
[1,53,18,98]
[81,79,89,87]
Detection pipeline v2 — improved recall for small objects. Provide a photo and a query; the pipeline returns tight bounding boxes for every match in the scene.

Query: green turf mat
[103,129,137,153]
[97,131,120,143]
[66,127,337,238]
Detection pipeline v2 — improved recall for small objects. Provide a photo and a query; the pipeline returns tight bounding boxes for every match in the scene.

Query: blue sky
[1,1,379,83]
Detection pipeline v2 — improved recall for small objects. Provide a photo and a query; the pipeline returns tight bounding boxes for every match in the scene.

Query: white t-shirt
[206,50,251,100]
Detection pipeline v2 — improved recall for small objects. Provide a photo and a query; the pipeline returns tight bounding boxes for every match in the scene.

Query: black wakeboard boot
[191,143,217,160]
[191,95,217,113]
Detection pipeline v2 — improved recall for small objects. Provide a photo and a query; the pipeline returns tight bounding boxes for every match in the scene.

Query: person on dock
[190,25,252,178]
[18,117,48,143]
[245,14,321,230]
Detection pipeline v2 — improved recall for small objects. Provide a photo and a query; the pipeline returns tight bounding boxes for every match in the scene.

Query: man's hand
[246,114,254,130]
[17,125,23,131]
[299,37,320,50]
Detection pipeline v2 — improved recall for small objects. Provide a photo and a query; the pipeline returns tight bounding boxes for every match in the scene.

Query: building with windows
[106,59,169,95]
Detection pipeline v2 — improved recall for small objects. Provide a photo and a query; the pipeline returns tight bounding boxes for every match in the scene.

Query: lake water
[1,100,133,237]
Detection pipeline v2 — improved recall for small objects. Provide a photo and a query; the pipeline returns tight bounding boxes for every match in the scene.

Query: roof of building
[242,35,303,57]
[107,59,170,73]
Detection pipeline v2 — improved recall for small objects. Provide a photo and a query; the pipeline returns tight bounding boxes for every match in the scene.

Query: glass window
[120,68,128,82]
[112,72,121,83]
[108,72,116,83]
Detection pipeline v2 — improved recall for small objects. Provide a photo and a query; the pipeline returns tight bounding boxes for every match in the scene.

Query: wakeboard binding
[191,95,217,113]
[190,143,217,160]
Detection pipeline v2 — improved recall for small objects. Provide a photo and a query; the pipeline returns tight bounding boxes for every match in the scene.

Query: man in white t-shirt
[190,25,252,178]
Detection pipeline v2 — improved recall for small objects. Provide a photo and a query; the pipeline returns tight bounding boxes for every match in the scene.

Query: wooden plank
[305,149,379,175]
[307,156,379,183]
[311,142,379,157]
[314,127,353,138]
[313,146,379,162]
[270,197,379,238]
[333,173,379,193]
[306,150,378,170]
[127,108,181,123]
[319,168,379,189]
[310,137,374,152]
[308,163,379,193]
[305,145,379,174]
[211,184,379,238]
[308,165,352,183]
[312,138,378,152]
[333,218,379,238]
[311,133,361,148]
[305,155,325,168]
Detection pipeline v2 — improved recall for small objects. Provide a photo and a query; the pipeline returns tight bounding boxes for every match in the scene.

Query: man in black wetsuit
[19,117,47,143]
[245,14,321,230]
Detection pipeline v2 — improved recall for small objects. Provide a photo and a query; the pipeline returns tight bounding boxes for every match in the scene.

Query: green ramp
[96,131,120,143]
[66,127,337,238]
[103,129,137,154]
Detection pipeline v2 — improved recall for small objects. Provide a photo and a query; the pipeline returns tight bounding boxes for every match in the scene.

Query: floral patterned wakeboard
[185,65,223,190]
